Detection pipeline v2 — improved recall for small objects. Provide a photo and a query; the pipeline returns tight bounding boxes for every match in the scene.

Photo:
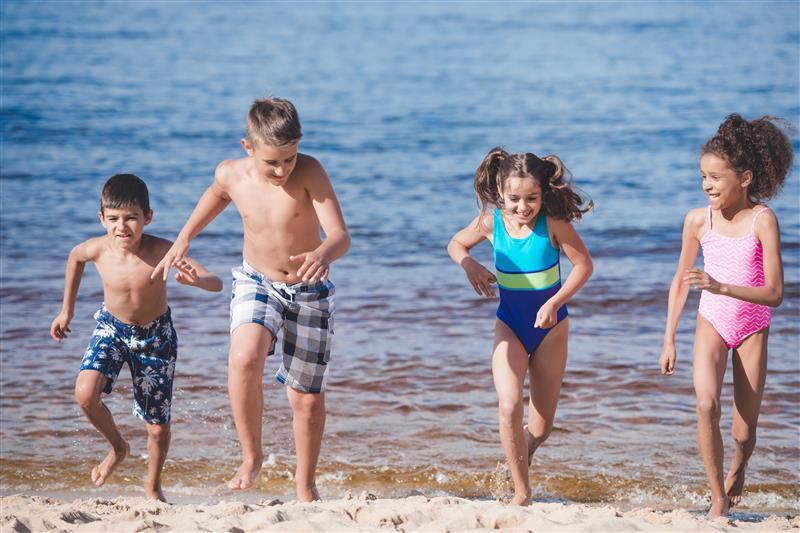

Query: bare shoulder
[684,207,707,233]
[295,153,329,183]
[214,157,247,190]
[74,235,107,262]
[142,234,174,258]
[478,210,494,236]
[754,205,780,235]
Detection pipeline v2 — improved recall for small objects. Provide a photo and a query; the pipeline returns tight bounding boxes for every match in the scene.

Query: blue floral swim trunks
[80,305,177,424]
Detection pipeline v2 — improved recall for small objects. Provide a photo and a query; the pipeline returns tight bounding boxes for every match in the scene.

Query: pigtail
[474,147,508,211]
[703,113,795,201]
[540,155,593,221]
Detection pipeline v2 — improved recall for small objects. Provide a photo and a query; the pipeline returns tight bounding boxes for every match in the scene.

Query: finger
[289,253,307,263]
[320,269,329,283]
[296,259,314,279]
[151,262,164,280]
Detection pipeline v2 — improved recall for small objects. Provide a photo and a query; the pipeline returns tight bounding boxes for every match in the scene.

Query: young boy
[50,174,222,501]
[151,96,350,502]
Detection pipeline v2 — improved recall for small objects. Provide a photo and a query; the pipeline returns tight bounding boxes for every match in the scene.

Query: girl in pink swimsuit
[659,114,793,518]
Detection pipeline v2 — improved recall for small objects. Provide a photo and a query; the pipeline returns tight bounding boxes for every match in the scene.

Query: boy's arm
[174,256,224,292]
[290,160,351,283]
[447,214,497,298]
[50,239,97,342]
[152,164,232,281]
[660,209,703,375]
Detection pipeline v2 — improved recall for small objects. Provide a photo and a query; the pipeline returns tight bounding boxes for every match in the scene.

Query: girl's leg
[726,328,769,507]
[144,422,170,501]
[492,320,531,506]
[74,370,129,487]
[693,315,730,517]
[526,318,569,461]
[227,323,272,490]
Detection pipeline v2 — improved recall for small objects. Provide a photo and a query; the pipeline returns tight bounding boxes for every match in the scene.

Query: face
[700,153,751,209]
[500,175,543,225]
[99,205,152,248]
[242,138,298,186]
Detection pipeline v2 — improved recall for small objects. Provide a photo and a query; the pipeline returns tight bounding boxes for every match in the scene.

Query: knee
[74,382,100,411]
[497,399,522,427]
[146,423,170,440]
[731,426,757,450]
[228,349,261,374]
[290,391,325,419]
[528,421,553,443]
[695,396,720,420]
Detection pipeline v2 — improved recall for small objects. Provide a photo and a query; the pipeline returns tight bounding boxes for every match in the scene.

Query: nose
[274,167,285,177]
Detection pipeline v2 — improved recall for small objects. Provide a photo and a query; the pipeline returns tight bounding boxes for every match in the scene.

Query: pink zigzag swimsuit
[698,206,771,348]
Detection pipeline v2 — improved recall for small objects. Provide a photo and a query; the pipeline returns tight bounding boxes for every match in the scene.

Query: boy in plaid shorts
[153,97,350,501]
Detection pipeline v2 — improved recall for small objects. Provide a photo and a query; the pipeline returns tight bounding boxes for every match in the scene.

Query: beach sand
[2,492,797,532]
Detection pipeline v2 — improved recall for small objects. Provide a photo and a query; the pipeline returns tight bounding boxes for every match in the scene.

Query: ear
[241,138,254,155]
[98,211,105,223]
[144,210,154,225]
[740,170,753,189]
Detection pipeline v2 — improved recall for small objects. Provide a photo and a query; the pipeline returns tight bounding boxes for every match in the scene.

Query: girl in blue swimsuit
[448,147,593,506]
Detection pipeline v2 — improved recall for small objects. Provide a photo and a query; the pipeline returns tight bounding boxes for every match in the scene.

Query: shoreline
[3,492,798,532]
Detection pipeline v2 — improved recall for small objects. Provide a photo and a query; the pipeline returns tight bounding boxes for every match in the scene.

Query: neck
[718,196,755,221]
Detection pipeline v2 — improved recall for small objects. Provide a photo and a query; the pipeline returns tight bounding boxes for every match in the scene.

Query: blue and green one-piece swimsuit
[493,208,568,354]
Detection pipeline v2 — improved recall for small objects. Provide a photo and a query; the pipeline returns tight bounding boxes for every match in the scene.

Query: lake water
[1,0,798,514]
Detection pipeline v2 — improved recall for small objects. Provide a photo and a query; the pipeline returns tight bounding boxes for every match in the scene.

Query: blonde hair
[245,96,302,147]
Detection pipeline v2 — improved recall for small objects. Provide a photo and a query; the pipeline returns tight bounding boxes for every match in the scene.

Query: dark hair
[473,147,593,221]
[100,174,150,214]
[702,113,795,200]
[246,96,302,147]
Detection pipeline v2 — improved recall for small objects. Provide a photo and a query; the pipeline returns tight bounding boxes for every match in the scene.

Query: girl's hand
[290,251,329,284]
[174,260,199,286]
[534,299,558,328]
[50,312,72,342]
[684,268,722,294]
[461,257,497,298]
[659,342,676,375]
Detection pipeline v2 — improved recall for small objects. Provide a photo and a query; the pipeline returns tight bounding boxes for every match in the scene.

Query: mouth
[516,210,533,218]
[116,233,131,240]
[707,193,720,200]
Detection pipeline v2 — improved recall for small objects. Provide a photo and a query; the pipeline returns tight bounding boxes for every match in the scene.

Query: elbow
[770,288,783,308]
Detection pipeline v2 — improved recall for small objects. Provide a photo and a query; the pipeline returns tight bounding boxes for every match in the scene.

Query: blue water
[1,1,798,511]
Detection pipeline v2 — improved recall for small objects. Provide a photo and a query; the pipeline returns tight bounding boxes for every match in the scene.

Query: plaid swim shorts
[80,305,177,424]
[230,260,335,394]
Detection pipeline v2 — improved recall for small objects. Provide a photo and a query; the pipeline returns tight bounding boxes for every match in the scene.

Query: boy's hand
[174,260,199,286]
[50,312,72,342]
[460,257,497,298]
[533,299,558,328]
[659,342,676,375]
[684,268,722,294]
[290,251,329,284]
[152,238,191,281]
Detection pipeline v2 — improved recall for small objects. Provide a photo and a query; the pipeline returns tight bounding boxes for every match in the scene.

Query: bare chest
[232,182,316,234]
[95,256,164,296]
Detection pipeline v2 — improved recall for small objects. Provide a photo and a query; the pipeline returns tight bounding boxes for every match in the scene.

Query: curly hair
[702,114,795,200]
[473,147,593,221]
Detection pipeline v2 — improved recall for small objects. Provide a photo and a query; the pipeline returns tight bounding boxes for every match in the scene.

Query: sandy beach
[3,492,797,532]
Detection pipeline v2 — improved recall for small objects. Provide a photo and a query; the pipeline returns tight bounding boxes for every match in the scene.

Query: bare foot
[90,440,129,487]
[297,483,320,502]
[228,459,262,490]
[725,467,746,507]
[707,495,730,518]
[145,486,167,502]
[509,491,532,506]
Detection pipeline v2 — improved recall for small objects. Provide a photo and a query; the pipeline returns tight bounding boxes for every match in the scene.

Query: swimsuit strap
[707,205,713,230]
[750,206,770,233]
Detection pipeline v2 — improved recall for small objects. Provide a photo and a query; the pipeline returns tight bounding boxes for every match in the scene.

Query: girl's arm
[534,218,593,328]
[660,209,703,375]
[152,164,233,281]
[50,239,97,341]
[447,213,497,298]
[684,210,783,307]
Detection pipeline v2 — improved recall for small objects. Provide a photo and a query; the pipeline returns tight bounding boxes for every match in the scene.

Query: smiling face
[242,138,298,186]
[99,205,152,249]
[500,175,543,226]
[700,152,752,210]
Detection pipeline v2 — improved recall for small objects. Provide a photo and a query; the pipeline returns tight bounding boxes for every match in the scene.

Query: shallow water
[1,1,798,512]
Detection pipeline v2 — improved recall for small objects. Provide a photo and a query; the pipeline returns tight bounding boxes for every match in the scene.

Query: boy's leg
[726,329,768,507]
[144,422,170,502]
[287,387,325,502]
[74,369,129,487]
[492,319,532,506]
[526,318,569,462]
[692,315,730,517]
[228,323,273,490]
